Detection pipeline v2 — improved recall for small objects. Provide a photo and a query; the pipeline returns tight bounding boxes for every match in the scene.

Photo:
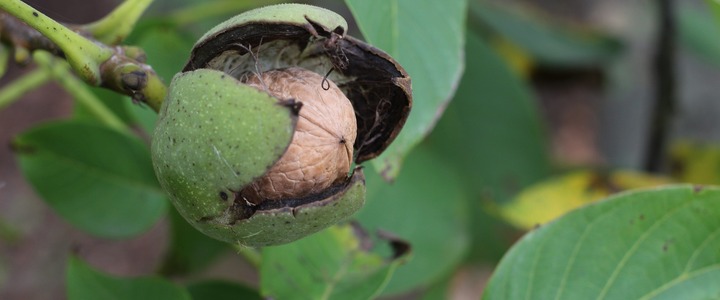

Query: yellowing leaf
[497,170,671,230]
[670,140,720,184]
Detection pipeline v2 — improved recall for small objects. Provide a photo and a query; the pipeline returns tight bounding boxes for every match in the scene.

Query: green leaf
[428,32,550,204]
[260,224,410,300]
[344,0,468,179]
[67,256,191,300]
[425,32,550,262]
[707,0,720,25]
[357,146,470,295]
[484,185,720,299]
[420,276,452,300]
[159,206,229,275]
[13,120,166,238]
[470,1,622,67]
[187,280,261,300]
[466,206,520,263]
[679,5,720,67]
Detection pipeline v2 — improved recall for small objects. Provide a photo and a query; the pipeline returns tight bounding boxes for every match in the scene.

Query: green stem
[0,5,167,110]
[234,244,261,268]
[0,68,51,110]
[0,0,113,85]
[34,51,128,132]
[85,0,155,45]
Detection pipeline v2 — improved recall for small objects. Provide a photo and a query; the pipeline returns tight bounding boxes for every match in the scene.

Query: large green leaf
[420,277,452,300]
[428,32,550,204]
[484,185,720,299]
[357,146,470,295]
[260,224,410,300]
[344,0,468,179]
[187,280,261,300]
[679,5,720,67]
[67,256,191,300]
[13,121,166,238]
[426,32,550,261]
[470,1,622,67]
[159,207,229,275]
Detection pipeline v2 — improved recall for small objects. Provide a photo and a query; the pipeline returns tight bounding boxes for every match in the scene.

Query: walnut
[151,3,411,247]
[241,67,357,202]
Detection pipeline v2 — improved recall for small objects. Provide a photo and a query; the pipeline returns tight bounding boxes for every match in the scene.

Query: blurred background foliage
[2,0,720,299]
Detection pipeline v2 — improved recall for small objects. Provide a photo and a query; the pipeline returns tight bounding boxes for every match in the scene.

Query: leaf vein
[638,264,720,299]
[595,198,696,299]
[683,225,720,273]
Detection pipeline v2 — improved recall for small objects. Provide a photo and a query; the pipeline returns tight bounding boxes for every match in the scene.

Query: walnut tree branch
[0,0,165,112]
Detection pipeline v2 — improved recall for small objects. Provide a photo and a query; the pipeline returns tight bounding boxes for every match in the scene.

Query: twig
[0,1,112,84]
[0,0,166,112]
[644,0,676,172]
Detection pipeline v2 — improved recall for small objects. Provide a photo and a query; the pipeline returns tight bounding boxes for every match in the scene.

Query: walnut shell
[241,68,356,202]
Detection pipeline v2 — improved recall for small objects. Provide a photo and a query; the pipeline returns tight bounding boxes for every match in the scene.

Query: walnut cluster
[241,67,357,202]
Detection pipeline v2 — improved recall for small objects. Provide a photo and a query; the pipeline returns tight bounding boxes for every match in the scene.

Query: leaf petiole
[33,51,128,132]
[0,68,51,110]
[84,0,155,45]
